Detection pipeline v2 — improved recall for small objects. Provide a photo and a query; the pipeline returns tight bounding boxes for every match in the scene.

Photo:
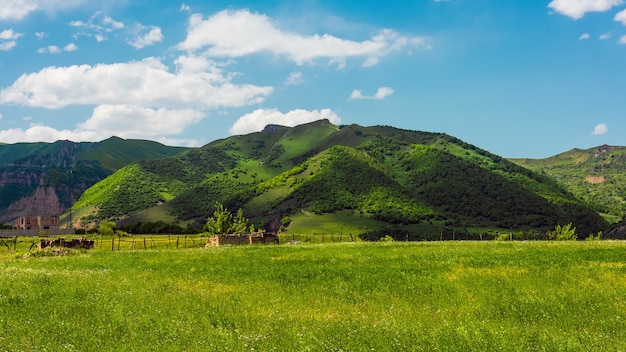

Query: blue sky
[0,0,625,158]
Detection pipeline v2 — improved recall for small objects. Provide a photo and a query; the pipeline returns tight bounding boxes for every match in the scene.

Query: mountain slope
[511,145,626,223]
[71,120,607,237]
[0,137,187,224]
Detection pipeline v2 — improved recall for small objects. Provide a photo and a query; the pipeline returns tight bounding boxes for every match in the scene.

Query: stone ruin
[205,232,279,247]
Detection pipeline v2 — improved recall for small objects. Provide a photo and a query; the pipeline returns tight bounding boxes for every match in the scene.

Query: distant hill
[0,137,187,224]
[70,120,607,238]
[510,145,626,224]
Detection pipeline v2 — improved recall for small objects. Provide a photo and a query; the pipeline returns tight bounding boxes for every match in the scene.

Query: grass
[1,241,625,351]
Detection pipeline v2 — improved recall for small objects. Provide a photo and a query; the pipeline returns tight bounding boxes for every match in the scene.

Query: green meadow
[1,241,625,351]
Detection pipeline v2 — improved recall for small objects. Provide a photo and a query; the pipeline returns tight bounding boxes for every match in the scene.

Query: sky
[0,0,625,158]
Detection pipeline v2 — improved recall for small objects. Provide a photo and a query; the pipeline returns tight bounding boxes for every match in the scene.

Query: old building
[14,216,60,230]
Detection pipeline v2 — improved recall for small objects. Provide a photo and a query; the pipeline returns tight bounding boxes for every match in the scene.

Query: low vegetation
[0,241,624,350]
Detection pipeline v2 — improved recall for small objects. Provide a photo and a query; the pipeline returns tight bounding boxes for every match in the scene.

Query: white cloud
[0,113,3,119]
[548,0,624,19]
[229,108,341,135]
[0,0,39,20]
[284,72,303,85]
[64,42,78,51]
[0,105,207,145]
[592,123,608,135]
[0,125,92,143]
[599,32,611,40]
[620,35,626,44]
[177,9,428,67]
[77,104,205,139]
[127,25,163,49]
[35,32,46,40]
[0,57,273,110]
[615,9,626,25]
[579,33,590,40]
[37,43,78,54]
[0,0,87,21]
[70,12,125,42]
[350,86,394,100]
[0,28,23,51]
[37,45,62,54]
[180,3,191,12]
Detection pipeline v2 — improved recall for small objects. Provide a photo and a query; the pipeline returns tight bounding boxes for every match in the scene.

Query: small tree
[98,221,115,237]
[230,208,249,235]
[204,202,249,235]
[547,223,577,241]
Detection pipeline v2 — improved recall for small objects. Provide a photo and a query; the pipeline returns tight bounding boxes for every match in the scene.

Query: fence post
[143,237,147,250]
[176,236,179,249]
[111,238,115,251]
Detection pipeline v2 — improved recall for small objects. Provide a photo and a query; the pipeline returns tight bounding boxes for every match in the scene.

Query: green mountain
[0,137,187,225]
[511,145,626,224]
[71,120,607,238]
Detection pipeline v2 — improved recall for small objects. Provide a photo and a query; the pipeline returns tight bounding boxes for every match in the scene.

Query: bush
[547,223,577,241]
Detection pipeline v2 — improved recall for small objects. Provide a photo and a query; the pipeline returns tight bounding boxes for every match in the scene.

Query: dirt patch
[586,176,605,184]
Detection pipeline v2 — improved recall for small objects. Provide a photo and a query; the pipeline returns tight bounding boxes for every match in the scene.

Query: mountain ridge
[0,137,188,224]
[66,120,608,238]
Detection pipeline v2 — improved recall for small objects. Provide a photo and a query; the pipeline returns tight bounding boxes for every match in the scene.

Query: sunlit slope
[511,145,626,223]
[72,119,607,236]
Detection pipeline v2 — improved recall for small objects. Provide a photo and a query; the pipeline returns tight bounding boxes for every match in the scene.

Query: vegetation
[0,241,625,350]
[204,203,250,235]
[547,223,578,241]
[48,120,605,237]
[511,145,626,223]
[0,136,187,225]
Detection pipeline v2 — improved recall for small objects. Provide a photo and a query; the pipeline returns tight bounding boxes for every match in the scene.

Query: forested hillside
[70,119,607,238]
[0,137,187,224]
[511,145,626,224]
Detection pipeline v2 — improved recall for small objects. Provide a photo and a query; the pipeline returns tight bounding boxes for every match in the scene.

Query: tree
[98,221,115,237]
[230,208,249,234]
[547,223,577,241]
[204,202,249,235]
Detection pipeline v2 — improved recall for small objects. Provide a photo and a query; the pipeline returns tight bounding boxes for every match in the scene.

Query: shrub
[547,223,577,241]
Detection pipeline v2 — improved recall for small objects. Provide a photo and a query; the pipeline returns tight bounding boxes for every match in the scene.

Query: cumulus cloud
[35,32,46,40]
[37,45,62,54]
[579,33,590,40]
[615,9,626,25]
[592,123,608,135]
[64,42,78,51]
[599,32,611,40]
[0,28,23,51]
[38,42,78,53]
[70,12,124,42]
[0,57,272,110]
[350,87,394,100]
[127,25,163,49]
[620,35,626,44]
[0,56,274,143]
[229,108,341,135]
[284,72,303,85]
[180,3,191,12]
[177,9,428,67]
[0,105,206,145]
[77,104,205,139]
[0,0,86,21]
[548,0,624,19]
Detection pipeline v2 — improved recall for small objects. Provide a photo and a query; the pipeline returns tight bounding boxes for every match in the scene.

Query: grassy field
[1,241,625,351]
